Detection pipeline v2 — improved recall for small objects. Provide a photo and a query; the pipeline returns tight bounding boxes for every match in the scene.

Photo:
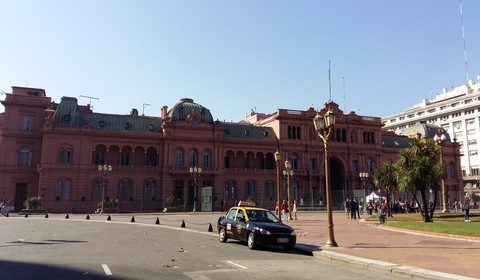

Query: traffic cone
[155,217,160,224]
[181,220,186,228]
[131,216,135,223]
[208,223,213,232]
[86,214,90,220]
[107,215,111,221]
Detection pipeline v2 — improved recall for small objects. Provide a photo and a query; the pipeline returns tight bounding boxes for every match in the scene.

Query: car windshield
[246,209,280,223]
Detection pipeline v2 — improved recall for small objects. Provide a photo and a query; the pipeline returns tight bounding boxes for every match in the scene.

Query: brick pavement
[288,212,480,280]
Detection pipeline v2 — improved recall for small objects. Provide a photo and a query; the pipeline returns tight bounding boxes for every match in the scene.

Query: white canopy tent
[366,191,386,203]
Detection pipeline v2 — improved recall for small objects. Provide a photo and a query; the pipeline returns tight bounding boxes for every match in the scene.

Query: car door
[233,209,247,241]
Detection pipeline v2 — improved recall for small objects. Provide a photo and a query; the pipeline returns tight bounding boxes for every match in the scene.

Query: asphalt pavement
[7,210,480,280]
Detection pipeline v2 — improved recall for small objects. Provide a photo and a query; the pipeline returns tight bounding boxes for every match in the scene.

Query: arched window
[449,162,456,178]
[58,147,73,164]
[203,151,211,168]
[189,149,198,167]
[18,146,32,166]
[175,149,184,167]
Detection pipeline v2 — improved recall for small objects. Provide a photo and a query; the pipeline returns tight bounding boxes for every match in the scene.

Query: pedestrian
[292,199,298,220]
[463,197,471,222]
[350,197,357,220]
[281,200,288,222]
[345,198,351,219]
[0,199,9,216]
[220,200,224,212]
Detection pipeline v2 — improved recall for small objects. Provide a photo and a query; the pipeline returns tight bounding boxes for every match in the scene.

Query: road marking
[225,260,248,269]
[102,264,112,275]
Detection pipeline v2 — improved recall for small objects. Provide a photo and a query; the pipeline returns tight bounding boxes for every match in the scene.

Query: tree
[373,161,398,217]
[396,138,444,222]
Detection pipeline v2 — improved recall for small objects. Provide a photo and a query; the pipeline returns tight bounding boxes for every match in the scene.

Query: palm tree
[396,138,444,222]
[373,161,398,217]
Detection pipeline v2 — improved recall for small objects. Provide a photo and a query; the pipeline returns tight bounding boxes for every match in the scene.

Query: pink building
[0,86,463,213]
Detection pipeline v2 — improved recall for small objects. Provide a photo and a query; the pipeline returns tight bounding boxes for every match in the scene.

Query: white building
[382,75,480,200]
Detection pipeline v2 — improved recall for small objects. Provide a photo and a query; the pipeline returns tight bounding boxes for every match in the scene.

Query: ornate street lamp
[98,164,112,213]
[274,151,282,220]
[434,133,449,213]
[313,108,338,247]
[359,172,369,205]
[189,166,202,212]
[283,160,294,220]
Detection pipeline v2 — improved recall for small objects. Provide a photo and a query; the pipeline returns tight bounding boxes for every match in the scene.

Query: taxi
[217,201,296,250]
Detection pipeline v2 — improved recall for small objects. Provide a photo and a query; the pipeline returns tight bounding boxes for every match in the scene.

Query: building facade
[382,76,480,201]
[0,86,462,213]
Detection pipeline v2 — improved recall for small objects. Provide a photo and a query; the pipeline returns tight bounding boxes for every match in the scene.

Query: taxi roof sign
[237,201,256,207]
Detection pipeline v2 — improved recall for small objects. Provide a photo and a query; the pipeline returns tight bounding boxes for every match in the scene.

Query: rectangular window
[468,129,476,135]
[119,180,133,200]
[143,180,156,201]
[56,179,71,200]
[351,160,358,174]
[92,179,103,200]
[22,115,33,130]
[310,158,317,171]
[203,153,210,168]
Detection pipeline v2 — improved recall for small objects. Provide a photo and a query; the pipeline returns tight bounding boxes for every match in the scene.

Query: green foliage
[373,161,398,217]
[395,138,444,222]
[23,196,42,210]
[165,196,182,207]
[97,198,118,209]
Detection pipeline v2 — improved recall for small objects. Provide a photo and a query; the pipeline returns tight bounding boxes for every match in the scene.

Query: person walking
[345,198,351,219]
[350,197,357,220]
[292,199,298,220]
[463,197,471,222]
[281,200,288,223]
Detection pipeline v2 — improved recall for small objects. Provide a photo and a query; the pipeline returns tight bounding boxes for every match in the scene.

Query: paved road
[0,213,409,279]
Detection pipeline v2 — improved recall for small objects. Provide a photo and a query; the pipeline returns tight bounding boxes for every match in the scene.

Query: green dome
[167,98,214,124]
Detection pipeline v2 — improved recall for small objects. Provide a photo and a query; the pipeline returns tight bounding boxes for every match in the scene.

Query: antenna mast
[459,0,469,83]
[79,95,99,110]
[142,103,151,116]
[328,60,332,102]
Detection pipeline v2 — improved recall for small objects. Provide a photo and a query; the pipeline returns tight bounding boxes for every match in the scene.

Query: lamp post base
[325,240,338,247]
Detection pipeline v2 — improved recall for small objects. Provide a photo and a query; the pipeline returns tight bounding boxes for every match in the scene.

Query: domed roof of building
[399,121,451,141]
[167,98,214,124]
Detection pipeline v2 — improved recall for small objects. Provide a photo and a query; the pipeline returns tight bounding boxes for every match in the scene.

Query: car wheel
[247,232,256,249]
[219,228,228,243]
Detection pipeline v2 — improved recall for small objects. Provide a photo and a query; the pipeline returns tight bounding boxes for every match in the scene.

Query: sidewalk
[288,212,480,280]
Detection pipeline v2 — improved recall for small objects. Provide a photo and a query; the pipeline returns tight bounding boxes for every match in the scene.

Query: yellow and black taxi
[217,201,296,250]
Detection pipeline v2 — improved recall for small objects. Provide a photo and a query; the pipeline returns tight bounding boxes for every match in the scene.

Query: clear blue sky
[1,1,479,122]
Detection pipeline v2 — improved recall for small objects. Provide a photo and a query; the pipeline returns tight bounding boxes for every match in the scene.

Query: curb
[300,247,478,280]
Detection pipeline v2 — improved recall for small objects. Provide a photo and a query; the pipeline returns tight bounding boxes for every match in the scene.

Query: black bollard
[45,213,49,218]
[208,223,213,232]
[65,213,69,219]
[131,216,135,223]
[5,213,9,217]
[86,214,90,220]
[24,213,28,218]
[181,220,186,228]
[107,215,111,221]
[155,217,160,224]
